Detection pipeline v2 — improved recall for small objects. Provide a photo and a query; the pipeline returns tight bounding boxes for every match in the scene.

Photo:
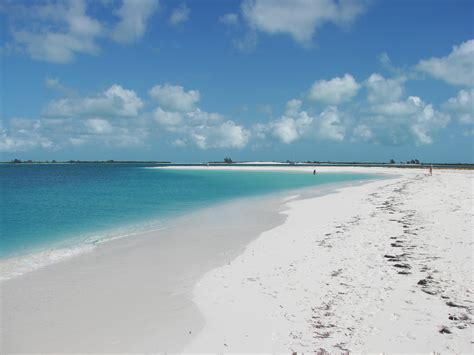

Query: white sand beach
[1,166,473,353]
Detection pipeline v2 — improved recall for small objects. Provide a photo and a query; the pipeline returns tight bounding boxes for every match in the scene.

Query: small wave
[0,225,169,283]
[0,244,96,282]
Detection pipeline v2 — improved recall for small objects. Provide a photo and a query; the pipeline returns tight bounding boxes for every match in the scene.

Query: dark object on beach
[418,279,428,286]
[398,271,411,275]
[446,301,465,308]
[393,263,411,269]
[439,326,452,334]
[448,314,459,321]
[313,169,316,175]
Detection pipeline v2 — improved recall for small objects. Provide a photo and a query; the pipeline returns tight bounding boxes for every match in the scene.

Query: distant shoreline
[1,160,473,169]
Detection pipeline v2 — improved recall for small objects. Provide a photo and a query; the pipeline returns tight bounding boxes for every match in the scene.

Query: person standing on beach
[313,169,316,175]
[429,164,433,176]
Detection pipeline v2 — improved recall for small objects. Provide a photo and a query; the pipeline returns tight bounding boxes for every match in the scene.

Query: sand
[1,166,473,353]
[183,167,474,352]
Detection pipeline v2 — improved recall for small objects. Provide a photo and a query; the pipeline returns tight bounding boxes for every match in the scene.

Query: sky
[1,0,473,163]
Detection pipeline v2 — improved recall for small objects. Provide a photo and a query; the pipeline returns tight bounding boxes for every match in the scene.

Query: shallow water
[0,163,374,259]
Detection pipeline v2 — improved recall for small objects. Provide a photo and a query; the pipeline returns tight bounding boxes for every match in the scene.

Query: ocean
[0,163,375,274]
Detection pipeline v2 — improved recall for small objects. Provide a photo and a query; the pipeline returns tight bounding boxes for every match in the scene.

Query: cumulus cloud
[169,4,190,26]
[10,0,102,63]
[4,0,159,63]
[365,73,405,103]
[416,39,474,87]
[352,73,451,145]
[360,94,450,146]
[149,83,250,150]
[154,108,183,127]
[270,99,345,144]
[189,120,250,149]
[149,84,200,112]
[266,73,450,147]
[241,0,368,45]
[219,13,239,26]
[317,107,345,141]
[272,116,300,144]
[0,119,55,152]
[44,84,143,118]
[154,107,250,149]
[308,74,360,104]
[443,89,474,124]
[352,124,373,142]
[112,0,159,44]
[84,118,113,134]
[1,113,149,152]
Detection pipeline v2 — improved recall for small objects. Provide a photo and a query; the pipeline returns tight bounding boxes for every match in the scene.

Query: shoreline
[0,168,378,283]
[185,168,473,352]
[1,170,377,353]
[1,166,472,352]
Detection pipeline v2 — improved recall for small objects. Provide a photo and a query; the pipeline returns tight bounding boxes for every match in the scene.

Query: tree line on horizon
[5,158,473,166]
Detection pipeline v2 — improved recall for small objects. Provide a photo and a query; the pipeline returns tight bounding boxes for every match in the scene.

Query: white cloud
[365,73,405,103]
[112,0,159,44]
[371,96,421,116]
[84,118,113,134]
[149,84,200,112]
[360,94,450,146]
[183,112,250,149]
[44,84,143,118]
[219,13,239,26]
[308,74,360,104]
[359,73,450,145]
[241,0,368,45]
[273,117,299,144]
[352,124,373,142]
[154,107,183,127]
[169,4,190,26]
[10,0,102,63]
[270,99,345,144]
[416,39,474,87]
[443,89,474,124]
[12,28,99,64]
[5,0,159,63]
[1,112,149,152]
[0,119,56,152]
[153,105,249,149]
[284,99,303,116]
[317,107,345,141]
[190,120,250,149]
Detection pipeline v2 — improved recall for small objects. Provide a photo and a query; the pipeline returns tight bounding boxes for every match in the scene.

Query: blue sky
[1,0,473,163]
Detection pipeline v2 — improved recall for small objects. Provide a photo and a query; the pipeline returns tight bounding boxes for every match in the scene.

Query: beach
[1,166,473,353]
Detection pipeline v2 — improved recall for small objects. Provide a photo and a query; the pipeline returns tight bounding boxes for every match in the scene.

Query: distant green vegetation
[3,158,473,169]
[5,159,170,164]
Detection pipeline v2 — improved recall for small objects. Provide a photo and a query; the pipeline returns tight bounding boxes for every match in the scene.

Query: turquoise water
[0,164,375,259]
